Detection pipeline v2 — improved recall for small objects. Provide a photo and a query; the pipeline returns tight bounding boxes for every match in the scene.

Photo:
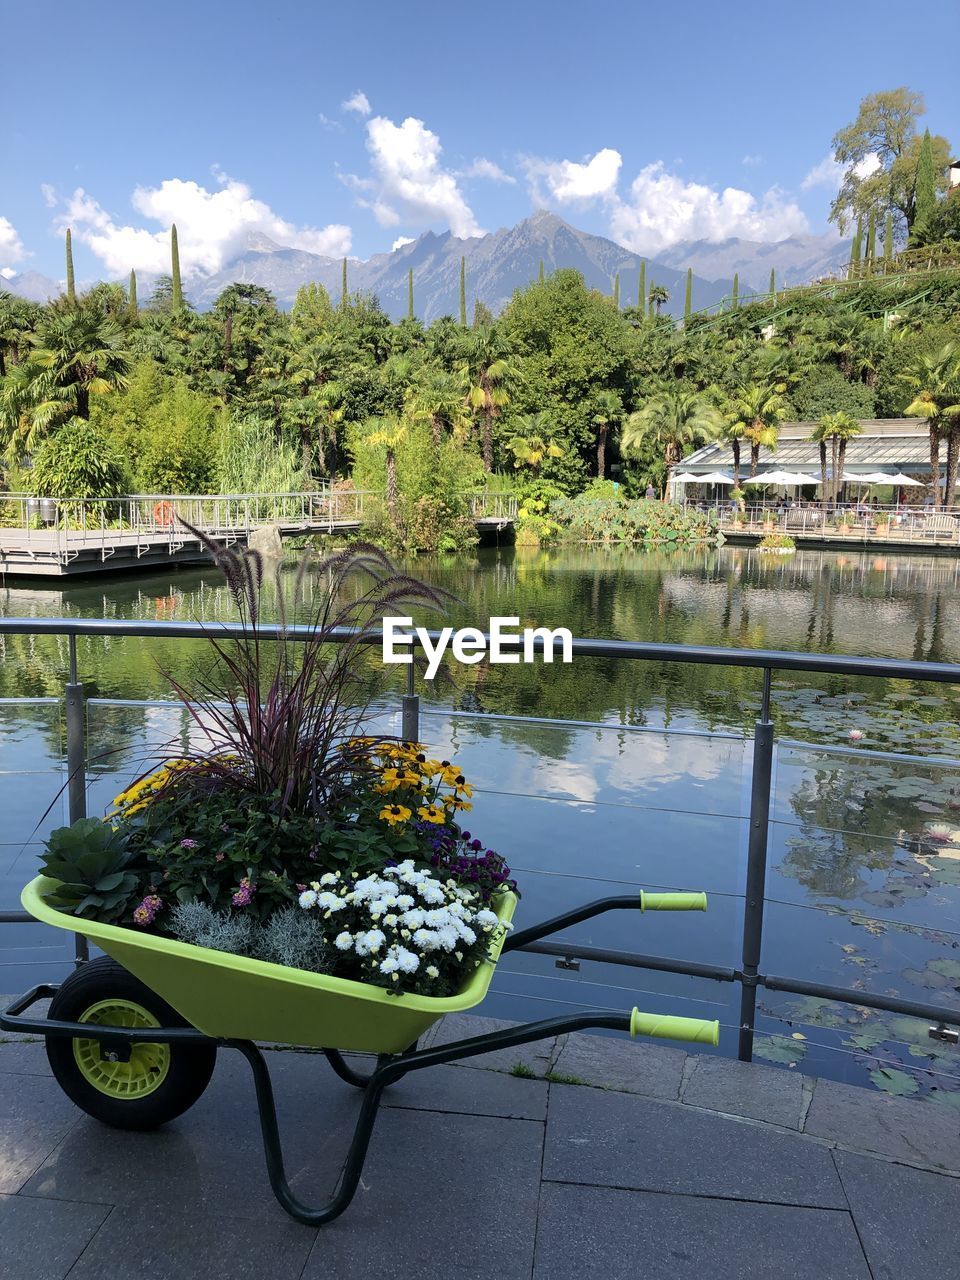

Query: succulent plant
[39,818,146,921]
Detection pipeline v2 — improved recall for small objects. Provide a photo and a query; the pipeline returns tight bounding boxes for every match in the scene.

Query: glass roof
[684,436,931,474]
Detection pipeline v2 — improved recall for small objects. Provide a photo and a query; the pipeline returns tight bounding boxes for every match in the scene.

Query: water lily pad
[844,1028,888,1053]
[869,1067,920,1096]
[754,1034,806,1065]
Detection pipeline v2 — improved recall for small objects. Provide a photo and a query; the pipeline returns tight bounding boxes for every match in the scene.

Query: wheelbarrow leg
[322,1048,393,1089]
[231,1039,393,1226]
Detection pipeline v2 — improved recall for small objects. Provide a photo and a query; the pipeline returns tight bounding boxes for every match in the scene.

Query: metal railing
[2,615,960,1063]
[712,504,960,545]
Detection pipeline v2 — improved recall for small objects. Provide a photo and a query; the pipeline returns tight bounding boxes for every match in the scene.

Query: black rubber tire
[45,956,217,1130]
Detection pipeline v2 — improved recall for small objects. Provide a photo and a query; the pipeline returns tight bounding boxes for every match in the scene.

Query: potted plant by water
[25,539,519,1116]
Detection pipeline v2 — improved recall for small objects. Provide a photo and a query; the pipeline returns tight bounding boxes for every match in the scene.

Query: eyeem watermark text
[383,617,573,680]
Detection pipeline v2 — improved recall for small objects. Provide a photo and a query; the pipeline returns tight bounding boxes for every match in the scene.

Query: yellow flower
[380,767,421,791]
[379,803,412,826]
[443,795,473,812]
[418,803,446,825]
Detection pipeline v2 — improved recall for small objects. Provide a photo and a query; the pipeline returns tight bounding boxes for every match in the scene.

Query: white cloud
[342,90,371,116]
[57,173,352,277]
[40,183,58,208]
[802,151,881,191]
[0,215,26,268]
[391,235,415,250]
[318,113,343,133]
[463,157,515,184]
[348,114,483,238]
[1,266,16,280]
[609,162,809,254]
[524,147,622,204]
[742,154,763,167]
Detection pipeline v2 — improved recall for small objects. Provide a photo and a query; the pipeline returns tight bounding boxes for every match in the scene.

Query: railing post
[738,666,774,1061]
[65,635,89,965]
[401,651,420,743]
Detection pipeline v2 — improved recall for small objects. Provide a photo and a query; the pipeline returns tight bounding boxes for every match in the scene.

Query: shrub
[30,418,129,501]
[758,532,796,553]
[550,494,716,545]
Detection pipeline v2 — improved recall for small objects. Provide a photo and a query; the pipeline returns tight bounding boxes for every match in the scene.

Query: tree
[341,257,348,309]
[171,224,183,311]
[459,257,467,327]
[65,229,75,304]
[638,261,646,310]
[506,413,564,475]
[407,268,414,321]
[732,273,739,309]
[884,211,894,263]
[366,413,409,531]
[912,129,937,243]
[472,300,494,328]
[410,367,468,446]
[811,412,863,508]
[829,88,952,236]
[213,283,277,390]
[649,284,669,316]
[589,388,622,479]
[902,344,960,506]
[461,325,513,471]
[128,270,138,318]
[612,273,620,310]
[865,208,876,270]
[910,189,960,247]
[728,382,786,476]
[538,259,545,284]
[850,219,863,271]
[684,268,692,320]
[622,389,721,486]
[719,412,747,489]
[768,268,776,298]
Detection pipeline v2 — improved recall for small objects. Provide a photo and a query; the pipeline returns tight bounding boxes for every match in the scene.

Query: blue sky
[2,0,958,284]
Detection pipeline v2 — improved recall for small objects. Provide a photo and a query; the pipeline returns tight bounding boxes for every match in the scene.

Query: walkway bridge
[0,489,516,577]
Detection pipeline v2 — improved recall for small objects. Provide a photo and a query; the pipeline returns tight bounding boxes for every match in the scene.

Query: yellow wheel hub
[73,998,171,1099]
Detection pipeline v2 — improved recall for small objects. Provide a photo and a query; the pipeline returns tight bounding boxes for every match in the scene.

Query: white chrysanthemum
[298,889,318,909]
[425,965,440,979]
[419,884,446,905]
[436,925,458,951]
[379,955,399,974]
[475,909,498,929]
[395,947,420,973]
[401,908,425,929]
[319,872,338,886]
[316,891,345,912]
[396,894,415,910]
[334,932,353,951]
[413,927,440,951]
[459,926,476,946]
[383,913,398,927]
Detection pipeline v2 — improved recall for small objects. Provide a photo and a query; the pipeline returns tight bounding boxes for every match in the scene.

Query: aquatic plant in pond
[550,494,717,545]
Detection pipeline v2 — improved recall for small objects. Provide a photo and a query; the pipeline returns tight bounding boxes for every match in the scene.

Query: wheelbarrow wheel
[45,957,217,1131]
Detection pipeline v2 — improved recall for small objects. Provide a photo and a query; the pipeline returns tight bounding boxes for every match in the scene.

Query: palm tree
[811,412,863,508]
[649,284,670,316]
[590,389,622,479]
[213,283,276,383]
[410,367,469,446]
[0,305,130,458]
[902,344,960,508]
[719,414,747,489]
[728,383,787,476]
[506,412,564,475]
[366,413,409,532]
[621,389,721,487]
[461,325,514,471]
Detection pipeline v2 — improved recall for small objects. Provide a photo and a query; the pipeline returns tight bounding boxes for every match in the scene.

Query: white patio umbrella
[883,473,924,487]
[672,472,702,484]
[743,470,818,486]
[697,471,735,484]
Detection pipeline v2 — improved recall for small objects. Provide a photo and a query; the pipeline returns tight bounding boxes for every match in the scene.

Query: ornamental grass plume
[136,528,453,825]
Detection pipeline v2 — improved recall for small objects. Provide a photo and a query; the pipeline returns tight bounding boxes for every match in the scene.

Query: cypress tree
[913,128,936,237]
[538,259,545,283]
[65,228,75,302]
[128,269,138,316]
[732,272,739,309]
[850,219,863,272]
[865,208,876,275]
[638,260,646,309]
[459,256,467,326]
[341,257,348,309]
[171,224,183,310]
[768,267,775,298]
[613,272,620,310]
[684,267,692,320]
[884,211,894,264]
[407,267,414,320]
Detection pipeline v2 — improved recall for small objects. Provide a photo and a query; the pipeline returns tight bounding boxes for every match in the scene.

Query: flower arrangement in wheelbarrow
[4,533,720,1228]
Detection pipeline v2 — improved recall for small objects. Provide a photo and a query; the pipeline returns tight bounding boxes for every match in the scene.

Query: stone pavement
[1,1009,958,1280]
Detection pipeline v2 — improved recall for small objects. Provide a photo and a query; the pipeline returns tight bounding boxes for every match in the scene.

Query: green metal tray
[22,876,518,1054]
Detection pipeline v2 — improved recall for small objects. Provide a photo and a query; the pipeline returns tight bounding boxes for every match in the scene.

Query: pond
[2,543,960,1104]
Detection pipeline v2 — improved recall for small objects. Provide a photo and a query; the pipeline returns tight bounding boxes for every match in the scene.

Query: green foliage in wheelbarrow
[39,818,146,921]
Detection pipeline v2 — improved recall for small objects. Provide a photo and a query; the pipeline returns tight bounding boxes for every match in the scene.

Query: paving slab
[66,1204,316,1280]
[834,1150,960,1280]
[0,1040,52,1076]
[384,1060,548,1121]
[550,1029,687,1101]
[804,1076,960,1172]
[0,1192,111,1280]
[543,1083,846,1208]
[534,1183,870,1280]
[0,1072,82,1193]
[301,1109,543,1280]
[419,1011,559,1074]
[680,1053,805,1128]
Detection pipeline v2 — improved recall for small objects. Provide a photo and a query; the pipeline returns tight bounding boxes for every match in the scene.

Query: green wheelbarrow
[1,876,719,1226]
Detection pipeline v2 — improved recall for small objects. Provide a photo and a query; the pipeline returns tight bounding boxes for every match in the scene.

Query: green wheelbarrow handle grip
[630,1008,720,1046]
[639,891,707,912]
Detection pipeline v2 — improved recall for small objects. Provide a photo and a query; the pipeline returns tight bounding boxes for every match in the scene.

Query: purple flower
[231,877,254,907]
[179,838,199,850]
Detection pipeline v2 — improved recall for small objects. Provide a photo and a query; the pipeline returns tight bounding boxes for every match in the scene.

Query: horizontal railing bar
[760,973,960,1027]
[0,912,31,923]
[517,940,737,983]
[2,617,960,684]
